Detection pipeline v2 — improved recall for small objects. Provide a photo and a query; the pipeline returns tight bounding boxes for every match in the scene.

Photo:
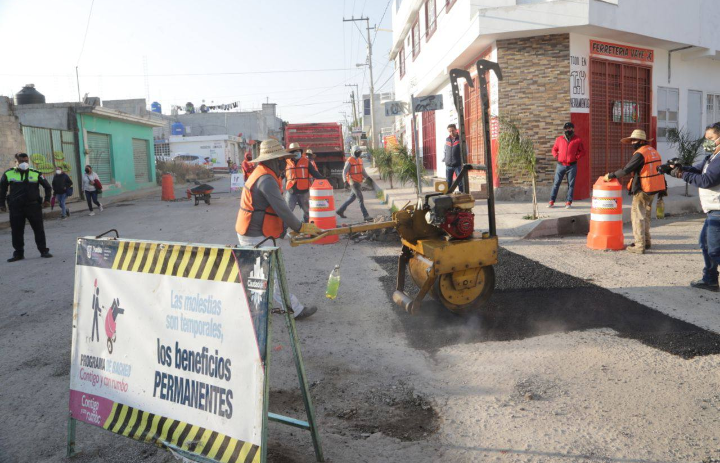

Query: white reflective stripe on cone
[309,210,336,218]
[590,213,623,222]
[592,190,622,198]
[310,192,332,198]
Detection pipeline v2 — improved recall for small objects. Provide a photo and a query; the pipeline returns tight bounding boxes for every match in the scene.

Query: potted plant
[666,127,704,196]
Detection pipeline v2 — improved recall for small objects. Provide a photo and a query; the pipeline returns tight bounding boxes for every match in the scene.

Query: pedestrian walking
[284,142,324,223]
[52,166,73,219]
[0,153,53,262]
[82,165,103,216]
[235,139,323,319]
[336,146,371,222]
[604,129,666,254]
[444,124,465,192]
[242,150,255,181]
[549,122,585,208]
[667,122,720,291]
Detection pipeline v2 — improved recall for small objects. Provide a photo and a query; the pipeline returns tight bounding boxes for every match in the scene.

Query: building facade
[391,0,720,199]
[168,135,244,171]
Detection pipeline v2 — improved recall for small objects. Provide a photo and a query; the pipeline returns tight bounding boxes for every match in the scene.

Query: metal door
[464,75,486,165]
[132,138,150,182]
[589,59,651,181]
[22,126,80,198]
[86,132,113,185]
[421,110,437,171]
[688,90,703,139]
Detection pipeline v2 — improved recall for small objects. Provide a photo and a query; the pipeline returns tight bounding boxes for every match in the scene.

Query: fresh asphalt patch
[373,246,720,359]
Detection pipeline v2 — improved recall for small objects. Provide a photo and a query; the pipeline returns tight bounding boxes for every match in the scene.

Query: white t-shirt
[83,172,100,192]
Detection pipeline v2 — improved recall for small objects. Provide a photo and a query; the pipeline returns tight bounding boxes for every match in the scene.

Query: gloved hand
[603,173,611,182]
[344,182,350,189]
[299,222,323,236]
[670,166,683,178]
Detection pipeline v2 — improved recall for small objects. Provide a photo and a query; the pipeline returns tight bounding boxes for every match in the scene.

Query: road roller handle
[289,220,397,247]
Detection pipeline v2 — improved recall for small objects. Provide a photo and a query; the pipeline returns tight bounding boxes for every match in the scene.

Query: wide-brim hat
[621,129,653,144]
[286,142,303,153]
[305,149,314,156]
[251,140,294,164]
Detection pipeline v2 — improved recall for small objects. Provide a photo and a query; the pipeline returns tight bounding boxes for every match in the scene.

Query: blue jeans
[56,193,68,217]
[550,162,577,203]
[446,166,465,193]
[699,211,720,284]
[85,190,100,211]
[337,182,369,219]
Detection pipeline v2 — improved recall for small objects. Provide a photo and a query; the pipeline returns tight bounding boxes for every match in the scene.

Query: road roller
[291,59,502,316]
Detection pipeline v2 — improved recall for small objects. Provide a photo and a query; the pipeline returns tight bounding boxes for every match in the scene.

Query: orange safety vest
[285,156,310,191]
[346,156,364,183]
[627,145,665,194]
[235,164,284,238]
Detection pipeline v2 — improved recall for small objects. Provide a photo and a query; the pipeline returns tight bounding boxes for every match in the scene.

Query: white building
[168,135,243,172]
[391,0,720,199]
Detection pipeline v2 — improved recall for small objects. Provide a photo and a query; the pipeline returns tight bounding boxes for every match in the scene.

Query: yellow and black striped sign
[111,242,239,283]
[103,402,260,463]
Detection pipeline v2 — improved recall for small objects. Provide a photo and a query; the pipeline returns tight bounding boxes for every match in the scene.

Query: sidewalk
[366,167,703,239]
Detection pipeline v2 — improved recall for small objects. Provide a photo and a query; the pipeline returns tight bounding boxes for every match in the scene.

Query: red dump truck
[284,123,346,189]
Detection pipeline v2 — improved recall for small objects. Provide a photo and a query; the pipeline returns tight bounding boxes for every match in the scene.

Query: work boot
[40,251,53,258]
[690,279,719,292]
[645,241,652,250]
[336,210,347,219]
[294,306,317,320]
[626,244,645,254]
[363,216,373,222]
[7,255,24,263]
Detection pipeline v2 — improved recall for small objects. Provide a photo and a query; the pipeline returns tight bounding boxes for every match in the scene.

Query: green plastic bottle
[326,265,341,300]
[656,198,665,219]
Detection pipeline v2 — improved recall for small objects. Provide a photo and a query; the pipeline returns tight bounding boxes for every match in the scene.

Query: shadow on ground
[373,247,720,359]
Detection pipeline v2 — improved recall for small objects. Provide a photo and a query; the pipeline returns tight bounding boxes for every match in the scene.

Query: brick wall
[496,34,570,194]
[0,97,27,170]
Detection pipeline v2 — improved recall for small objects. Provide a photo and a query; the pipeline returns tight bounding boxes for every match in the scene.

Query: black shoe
[336,211,347,219]
[7,255,24,263]
[690,279,719,292]
[40,251,53,258]
[294,306,318,320]
[363,216,373,222]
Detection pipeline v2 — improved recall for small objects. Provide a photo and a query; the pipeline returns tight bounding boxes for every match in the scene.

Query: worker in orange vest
[604,129,666,254]
[306,149,319,186]
[336,146,371,222]
[285,142,324,222]
[236,139,323,319]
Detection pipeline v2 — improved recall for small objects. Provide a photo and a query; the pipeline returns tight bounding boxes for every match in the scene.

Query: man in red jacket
[549,122,585,208]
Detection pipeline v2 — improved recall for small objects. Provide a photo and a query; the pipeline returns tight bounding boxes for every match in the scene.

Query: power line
[372,0,392,46]
[76,0,95,66]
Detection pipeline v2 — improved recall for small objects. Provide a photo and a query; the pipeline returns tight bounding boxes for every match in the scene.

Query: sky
[0,0,395,124]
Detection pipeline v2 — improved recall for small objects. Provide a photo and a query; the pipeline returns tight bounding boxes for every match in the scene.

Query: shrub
[155,160,213,185]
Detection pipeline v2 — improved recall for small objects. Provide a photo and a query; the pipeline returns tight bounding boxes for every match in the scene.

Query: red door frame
[421,110,437,171]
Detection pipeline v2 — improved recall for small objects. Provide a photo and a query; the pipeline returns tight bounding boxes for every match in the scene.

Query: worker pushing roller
[292,60,503,316]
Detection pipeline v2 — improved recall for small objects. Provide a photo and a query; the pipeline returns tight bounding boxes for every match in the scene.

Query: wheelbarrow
[186,184,214,206]
[104,298,124,354]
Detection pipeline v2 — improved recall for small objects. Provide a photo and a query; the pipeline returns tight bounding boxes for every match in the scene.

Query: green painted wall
[77,114,156,197]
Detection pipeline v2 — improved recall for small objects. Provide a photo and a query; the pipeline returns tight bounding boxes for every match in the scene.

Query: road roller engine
[291,59,503,316]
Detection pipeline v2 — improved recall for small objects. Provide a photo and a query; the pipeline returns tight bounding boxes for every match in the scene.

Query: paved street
[1,178,719,463]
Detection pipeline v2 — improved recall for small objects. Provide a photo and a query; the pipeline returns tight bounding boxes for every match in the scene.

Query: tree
[666,127,704,196]
[394,145,427,195]
[497,115,539,219]
[372,148,395,189]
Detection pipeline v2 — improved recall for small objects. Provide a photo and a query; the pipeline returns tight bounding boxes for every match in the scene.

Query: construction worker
[0,153,53,262]
[241,150,255,181]
[604,129,666,254]
[236,139,323,319]
[285,142,324,223]
[336,146,371,222]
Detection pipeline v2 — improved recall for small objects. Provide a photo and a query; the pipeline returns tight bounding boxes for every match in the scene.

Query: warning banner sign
[70,238,274,463]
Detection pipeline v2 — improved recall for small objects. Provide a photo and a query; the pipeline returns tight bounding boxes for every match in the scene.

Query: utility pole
[345,83,359,126]
[343,16,377,149]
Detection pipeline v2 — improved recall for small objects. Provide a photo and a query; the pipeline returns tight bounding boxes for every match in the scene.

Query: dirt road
[0,181,718,463]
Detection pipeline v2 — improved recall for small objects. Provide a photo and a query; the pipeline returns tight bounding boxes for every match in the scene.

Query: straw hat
[621,129,653,144]
[251,139,294,164]
[305,149,314,156]
[286,142,303,153]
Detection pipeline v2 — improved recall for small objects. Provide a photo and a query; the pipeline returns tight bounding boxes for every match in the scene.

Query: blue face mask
[294,152,302,160]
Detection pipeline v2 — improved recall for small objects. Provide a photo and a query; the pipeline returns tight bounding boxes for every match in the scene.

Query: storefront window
[657,87,679,140]
[412,17,421,59]
[612,101,639,123]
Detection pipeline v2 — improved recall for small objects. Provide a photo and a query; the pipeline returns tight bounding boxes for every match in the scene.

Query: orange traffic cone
[309,179,339,244]
[587,177,624,250]
[161,174,175,201]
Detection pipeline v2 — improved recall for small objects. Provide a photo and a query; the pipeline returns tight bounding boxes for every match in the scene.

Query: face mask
[294,152,302,160]
[18,162,29,171]
[703,138,717,153]
[632,142,643,151]
[565,130,574,137]
[85,169,91,174]
[56,170,62,175]
[354,152,361,158]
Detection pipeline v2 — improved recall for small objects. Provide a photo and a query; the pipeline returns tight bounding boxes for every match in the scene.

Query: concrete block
[524,214,590,239]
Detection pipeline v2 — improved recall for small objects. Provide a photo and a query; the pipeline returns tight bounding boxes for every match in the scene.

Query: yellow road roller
[291,59,502,315]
